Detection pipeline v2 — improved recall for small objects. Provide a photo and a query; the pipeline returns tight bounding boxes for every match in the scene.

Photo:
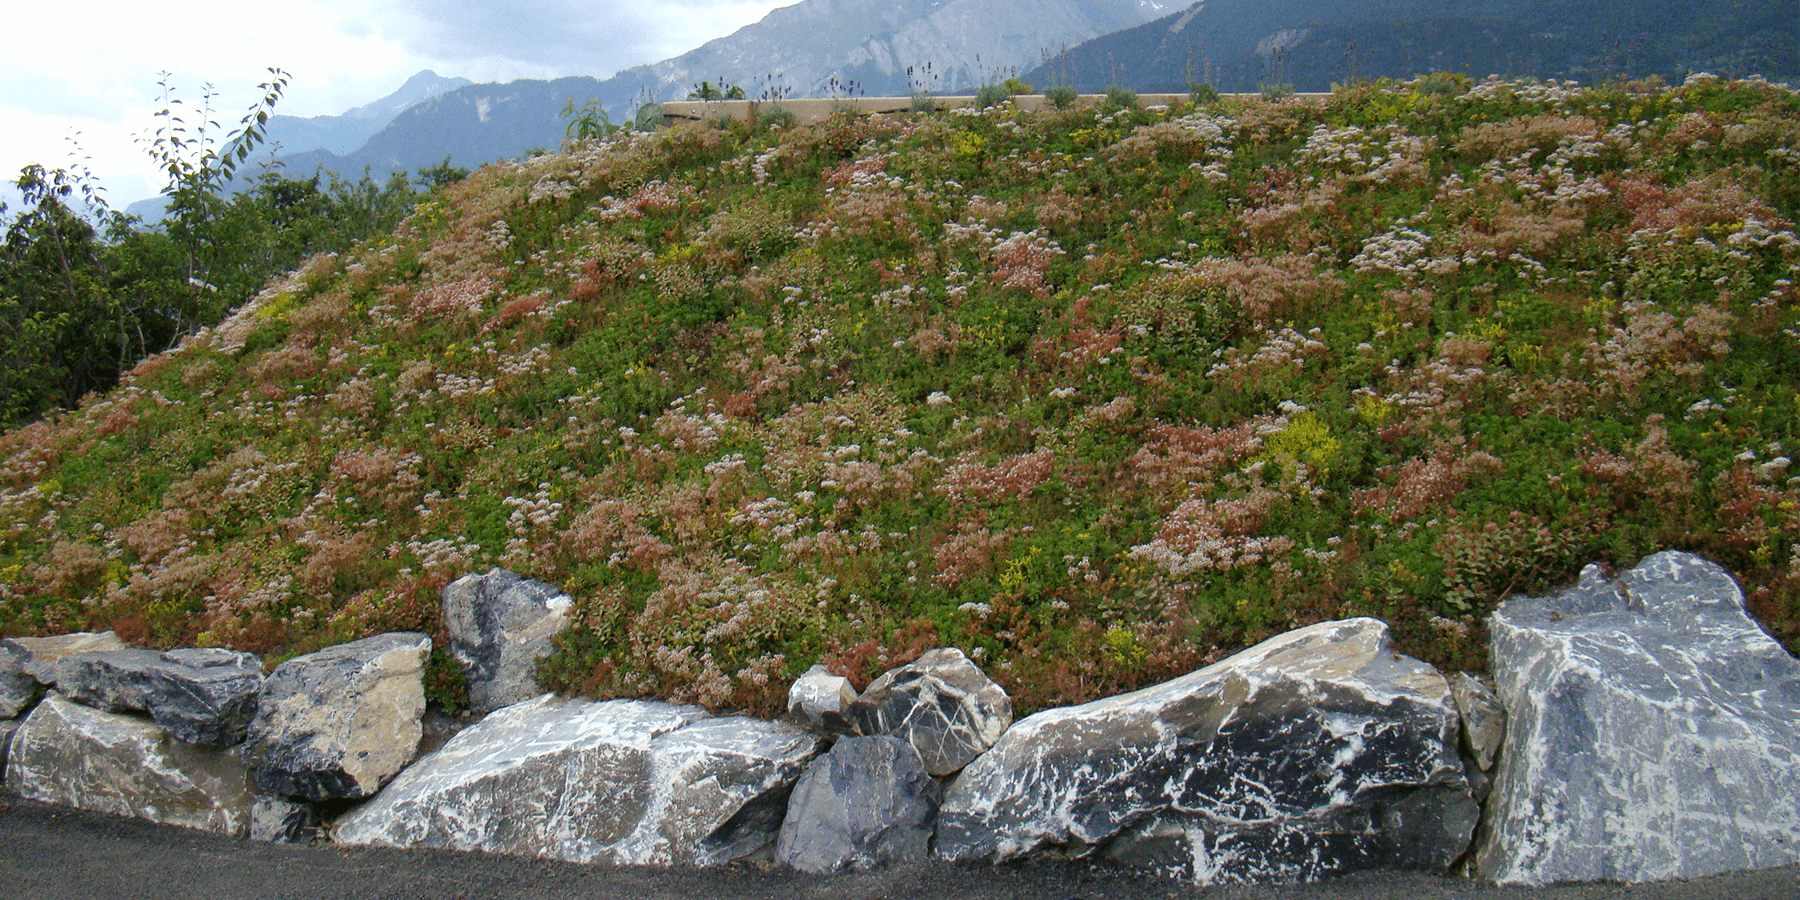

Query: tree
[0,165,137,422]
[0,69,455,428]
[136,68,290,330]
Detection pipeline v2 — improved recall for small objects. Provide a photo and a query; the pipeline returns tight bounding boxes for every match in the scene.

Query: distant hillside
[266,0,1164,184]
[269,76,617,187]
[262,70,472,157]
[1026,0,1800,92]
[6,76,1799,718]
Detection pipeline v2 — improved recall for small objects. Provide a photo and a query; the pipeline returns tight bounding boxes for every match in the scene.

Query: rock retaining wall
[3,553,1798,888]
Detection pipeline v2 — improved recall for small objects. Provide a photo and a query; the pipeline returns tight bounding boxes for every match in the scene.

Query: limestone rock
[2,631,126,685]
[53,647,263,746]
[333,695,824,866]
[787,664,857,734]
[250,796,323,844]
[1477,551,1800,885]
[0,717,18,777]
[776,734,939,874]
[1449,672,1504,773]
[935,618,1477,885]
[647,715,826,864]
[850,648,1010,775]
[243,632,430,801]
[441,567,573,714]
[3,694,255,836]
[1,641,35,718]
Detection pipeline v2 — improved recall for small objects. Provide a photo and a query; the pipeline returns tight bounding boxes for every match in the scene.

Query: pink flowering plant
[4,74,1800,715]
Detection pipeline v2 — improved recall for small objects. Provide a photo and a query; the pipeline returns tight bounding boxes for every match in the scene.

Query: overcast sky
[2,0,791,209]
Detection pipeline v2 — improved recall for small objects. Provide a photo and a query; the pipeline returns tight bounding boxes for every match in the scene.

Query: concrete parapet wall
[661,93,1331,125]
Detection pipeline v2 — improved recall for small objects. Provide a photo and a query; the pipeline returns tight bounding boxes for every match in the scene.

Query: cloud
[373,0,786,79]
[2,0,788,207]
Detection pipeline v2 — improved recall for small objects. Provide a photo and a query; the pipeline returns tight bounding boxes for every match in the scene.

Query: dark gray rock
[3,694,255,836]
[775,735,939,874]
[333,695,824,866]
[53,647,263,746]
[250,796,323,844]
[787,664,857,734]
[850,648,1010,775]
[1477,551,1800,885]
[243,632,430,801]
[935,618,1477,885]
[441,567,574,715]
[2,631,126,685]
[1,642,35,718]
[1449,672,1504,774]
[0,717,18,777]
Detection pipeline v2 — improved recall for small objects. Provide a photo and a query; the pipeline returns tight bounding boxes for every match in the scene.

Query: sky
[1,0,792,211]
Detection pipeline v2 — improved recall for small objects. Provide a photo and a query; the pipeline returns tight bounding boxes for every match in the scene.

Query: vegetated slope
[1027,0,1800,93]
[3,75,1798,717]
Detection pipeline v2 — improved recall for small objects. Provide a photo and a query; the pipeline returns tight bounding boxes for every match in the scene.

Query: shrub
[1103,85,1139,110]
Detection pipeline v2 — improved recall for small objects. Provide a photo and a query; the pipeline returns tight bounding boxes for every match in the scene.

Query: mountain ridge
[261,0,1166,184]
[262,70,474,158]
[1025,0,1800,93]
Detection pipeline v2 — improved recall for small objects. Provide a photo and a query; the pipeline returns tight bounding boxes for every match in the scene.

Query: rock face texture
[1449,673,1504,775]
[0,717,18,774]
[250,796,323,844]
[850,648,1011,776]
[243,632,430,801]
[334,695,824,866]
[53,648,263,746]
[1476,551,1800,885]
[2,631,126,685]
[776,734,939,874]
[1,641,34,718]
[441,568,573,714]
[787,664,857,734]
[935,618,1477,885]
[4,694,255,836]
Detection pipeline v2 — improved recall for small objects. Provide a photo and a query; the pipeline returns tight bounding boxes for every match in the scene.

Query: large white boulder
[4,694,255,835]
[333,695,823,865]
[1477,551,1800,885]
[934,617,1477,885]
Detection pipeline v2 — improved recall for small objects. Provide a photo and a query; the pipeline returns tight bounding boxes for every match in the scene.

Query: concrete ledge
[661,93,1330,125]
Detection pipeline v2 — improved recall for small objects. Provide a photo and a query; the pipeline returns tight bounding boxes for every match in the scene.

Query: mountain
[275,76,615,182]
[262,70,473,157]
[612,0,1166,98]
[1025,0,1800,93]
[265,0,1167,184]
